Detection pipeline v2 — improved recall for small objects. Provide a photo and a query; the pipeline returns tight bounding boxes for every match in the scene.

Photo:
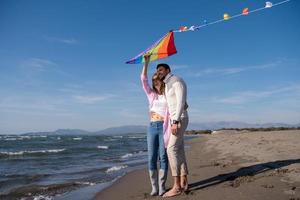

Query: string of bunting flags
[126,0,292,64]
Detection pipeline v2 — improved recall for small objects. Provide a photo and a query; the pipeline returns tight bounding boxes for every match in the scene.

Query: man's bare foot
[181,177,188,191]
[162,187,182,198]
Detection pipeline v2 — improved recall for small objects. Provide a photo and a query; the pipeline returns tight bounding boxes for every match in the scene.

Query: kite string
[173,0,292,32]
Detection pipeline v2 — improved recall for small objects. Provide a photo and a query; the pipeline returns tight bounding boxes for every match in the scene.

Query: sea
[0,133,149,200]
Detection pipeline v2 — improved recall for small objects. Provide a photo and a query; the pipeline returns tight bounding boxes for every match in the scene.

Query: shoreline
[71,135,196,200]
[94,130,300,200]
[54,163,149,200]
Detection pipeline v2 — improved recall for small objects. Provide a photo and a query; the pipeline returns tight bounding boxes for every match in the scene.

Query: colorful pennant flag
[189,25,198,31]
[223,13,230,20]
[179,26,188,32]
[265,1,273,8]
[242,8,249,15]
[126,32,177,64]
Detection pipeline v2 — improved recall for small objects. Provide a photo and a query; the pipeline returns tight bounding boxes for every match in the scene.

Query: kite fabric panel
[126,31,177,64]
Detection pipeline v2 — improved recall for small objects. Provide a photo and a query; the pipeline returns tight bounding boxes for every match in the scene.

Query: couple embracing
[141,55,189,198]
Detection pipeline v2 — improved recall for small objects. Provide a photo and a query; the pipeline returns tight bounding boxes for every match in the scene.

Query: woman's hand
[142,54,151,76]
[144,54,151,65]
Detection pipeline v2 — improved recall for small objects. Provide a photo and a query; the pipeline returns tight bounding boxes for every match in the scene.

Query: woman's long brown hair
[152,73,165,95]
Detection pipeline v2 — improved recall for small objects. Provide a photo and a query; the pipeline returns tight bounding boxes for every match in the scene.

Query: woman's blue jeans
[147,121,168,170]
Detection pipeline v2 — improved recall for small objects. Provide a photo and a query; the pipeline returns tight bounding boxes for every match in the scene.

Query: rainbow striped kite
[126,31,177,64]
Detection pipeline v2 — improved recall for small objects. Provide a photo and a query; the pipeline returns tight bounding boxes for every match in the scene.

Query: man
[156,63,189,197]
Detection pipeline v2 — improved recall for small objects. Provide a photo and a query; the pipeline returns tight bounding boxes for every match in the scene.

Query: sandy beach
[94,130,300,200]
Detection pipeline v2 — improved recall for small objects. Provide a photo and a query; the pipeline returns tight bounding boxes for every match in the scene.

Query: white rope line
[173,0,292,33]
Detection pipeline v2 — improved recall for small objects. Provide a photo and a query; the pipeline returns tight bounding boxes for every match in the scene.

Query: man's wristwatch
[172,120,179,125]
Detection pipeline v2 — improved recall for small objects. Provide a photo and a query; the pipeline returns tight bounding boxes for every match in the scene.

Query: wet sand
[94,130,300,200]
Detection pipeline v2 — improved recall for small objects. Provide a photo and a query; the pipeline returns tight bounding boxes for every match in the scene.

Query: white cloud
[250,109,300,124]
[0,95,74,117]
[119,108,145,118]
[189,108,300,125]
[192,61,279,77]
[19,58,72,80]
[21,58,57,71]
[122,82,141,92]
[171,64,189,70]
[214,85,300,104]
[189,110,242,122]
[45,36,78,44]
[73,95,115,104]
[58,84,85,94]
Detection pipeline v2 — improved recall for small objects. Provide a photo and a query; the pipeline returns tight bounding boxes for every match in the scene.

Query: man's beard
[159,74,165,81]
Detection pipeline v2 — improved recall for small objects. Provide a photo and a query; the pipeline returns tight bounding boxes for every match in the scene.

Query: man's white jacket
[163,73,188,121]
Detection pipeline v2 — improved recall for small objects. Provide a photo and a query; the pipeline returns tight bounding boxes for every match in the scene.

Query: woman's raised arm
[141,55,152,96]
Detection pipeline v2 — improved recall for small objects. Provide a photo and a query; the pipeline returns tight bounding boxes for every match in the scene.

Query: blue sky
[1,0,299,134]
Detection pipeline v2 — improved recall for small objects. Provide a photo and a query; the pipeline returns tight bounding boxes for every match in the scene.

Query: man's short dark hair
[156,63,171,72]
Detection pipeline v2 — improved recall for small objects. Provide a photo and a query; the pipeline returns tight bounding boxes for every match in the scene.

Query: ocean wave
[128,136,146,139]
[0,149,66,156]
[121,151,147,159]
[73,137,82,140]
[19,136,32,139]
[6,182,81,200]
[5,136,32,140]
[97,145,109,149]
[104,138,118,142]
[121,153,133,159]
[28,135,48,138]
[113,136,123,138]
[106,165,127,173]
[75,181,96,186]
[1,135,49,141]
[32,195,53,200]
[4,138,17,141]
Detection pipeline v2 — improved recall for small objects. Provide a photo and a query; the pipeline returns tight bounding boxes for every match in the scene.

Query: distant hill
[22,129,91,136]
[93,125,147,135]
[21,126,147,136]
[188,121,300,130]
[20,122,300,136]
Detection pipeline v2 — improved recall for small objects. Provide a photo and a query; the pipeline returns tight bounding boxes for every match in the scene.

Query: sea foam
[121,153,133,159]
[0,149,66,156]
[32,195,53,200]
[97,145,109,149]
[106,165,127,173]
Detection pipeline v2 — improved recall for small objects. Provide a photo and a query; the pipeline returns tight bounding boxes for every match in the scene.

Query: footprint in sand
[261,184,274,188]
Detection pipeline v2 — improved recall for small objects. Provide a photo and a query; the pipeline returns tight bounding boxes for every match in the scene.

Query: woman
[141,55,170,196]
